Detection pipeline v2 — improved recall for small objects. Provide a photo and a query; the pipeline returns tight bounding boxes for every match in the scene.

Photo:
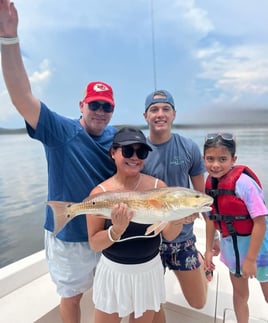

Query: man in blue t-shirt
[142,89,220,322]
[0,3,117,322]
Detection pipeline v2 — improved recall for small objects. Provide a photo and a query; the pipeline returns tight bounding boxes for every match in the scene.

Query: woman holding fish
[86,127,187,323]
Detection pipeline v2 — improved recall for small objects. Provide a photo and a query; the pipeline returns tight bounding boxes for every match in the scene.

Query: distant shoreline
[0,122,267,135]
[0,128,27,135]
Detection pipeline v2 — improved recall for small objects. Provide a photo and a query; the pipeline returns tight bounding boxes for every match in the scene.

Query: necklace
[113,174,142,191]
[133,174,142,191]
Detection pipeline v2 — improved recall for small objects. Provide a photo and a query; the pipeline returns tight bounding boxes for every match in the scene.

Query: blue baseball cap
[145,90,175,111]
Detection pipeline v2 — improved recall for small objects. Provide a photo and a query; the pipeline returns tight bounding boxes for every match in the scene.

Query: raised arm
[0,1,41,129]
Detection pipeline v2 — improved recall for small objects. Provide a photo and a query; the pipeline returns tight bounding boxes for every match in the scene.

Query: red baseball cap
[83,81,115,106]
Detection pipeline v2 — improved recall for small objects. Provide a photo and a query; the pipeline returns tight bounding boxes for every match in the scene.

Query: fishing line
[115,232,159,242]
[115,221,165,242]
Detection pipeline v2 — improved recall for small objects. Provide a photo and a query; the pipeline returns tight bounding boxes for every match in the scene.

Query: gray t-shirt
[142,133,205,243]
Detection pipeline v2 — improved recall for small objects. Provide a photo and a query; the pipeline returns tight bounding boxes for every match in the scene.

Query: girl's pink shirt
[236,173,268,218]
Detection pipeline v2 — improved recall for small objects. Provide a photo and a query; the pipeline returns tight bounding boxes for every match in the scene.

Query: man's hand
[0,0,18,38]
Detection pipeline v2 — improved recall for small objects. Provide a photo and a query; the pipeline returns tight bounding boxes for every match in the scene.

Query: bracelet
[214,231,220,240]
[0,37,19,45]
[107,226,121,242]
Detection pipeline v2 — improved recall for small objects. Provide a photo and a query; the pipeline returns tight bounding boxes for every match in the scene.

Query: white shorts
[93,254,166,318]
[45,230,100,297]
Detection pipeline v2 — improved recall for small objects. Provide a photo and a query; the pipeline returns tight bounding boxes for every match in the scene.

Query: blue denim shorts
[159,237,201,271]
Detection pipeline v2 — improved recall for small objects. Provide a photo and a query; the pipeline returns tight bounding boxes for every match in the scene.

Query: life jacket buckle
[208,189,219,198]
[209,214,222,221]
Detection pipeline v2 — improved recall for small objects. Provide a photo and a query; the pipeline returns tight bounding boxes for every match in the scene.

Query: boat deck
[1,218,267,323]
[35,289,219,323]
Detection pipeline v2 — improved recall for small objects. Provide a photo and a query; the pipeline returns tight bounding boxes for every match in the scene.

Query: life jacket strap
[226,221,242,277]
[205,188,234,198]
[209,214,251,221]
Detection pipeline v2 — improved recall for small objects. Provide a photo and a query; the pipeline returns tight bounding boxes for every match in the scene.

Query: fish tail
[46,201,73,235]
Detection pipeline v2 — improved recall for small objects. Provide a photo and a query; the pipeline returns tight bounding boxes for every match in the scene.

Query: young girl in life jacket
[203,133,268,323]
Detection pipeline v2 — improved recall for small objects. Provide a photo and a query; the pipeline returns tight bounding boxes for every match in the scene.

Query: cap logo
[93,83,109,92]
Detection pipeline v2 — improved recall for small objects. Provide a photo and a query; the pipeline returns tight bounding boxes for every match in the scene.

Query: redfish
[47,187,213,235]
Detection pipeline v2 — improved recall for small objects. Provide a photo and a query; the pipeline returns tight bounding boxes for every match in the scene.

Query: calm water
[1,126,268,268]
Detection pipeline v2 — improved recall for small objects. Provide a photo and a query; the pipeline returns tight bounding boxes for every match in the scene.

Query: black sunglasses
[205,133,235,141]
[121,145,149,160]
[88,101,114,113]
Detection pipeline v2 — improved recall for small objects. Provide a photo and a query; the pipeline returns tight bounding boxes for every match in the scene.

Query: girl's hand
[242,258,257,279]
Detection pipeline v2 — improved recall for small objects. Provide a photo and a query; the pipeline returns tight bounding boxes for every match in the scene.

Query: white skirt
[93,254,166,318]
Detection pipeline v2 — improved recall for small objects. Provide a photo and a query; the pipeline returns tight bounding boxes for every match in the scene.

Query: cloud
[1,0,268,128]
[175,0,214,33]
[29,59,52,96]
[0,58,51,125]
[16,0,146,32]
[195,43,268,106]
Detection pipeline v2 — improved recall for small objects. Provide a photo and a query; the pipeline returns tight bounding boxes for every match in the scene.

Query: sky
[1,0,268,129]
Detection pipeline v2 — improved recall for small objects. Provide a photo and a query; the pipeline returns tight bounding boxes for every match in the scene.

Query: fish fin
[147,199,165,208]
[46,201,74,235]
[145,222,167,235]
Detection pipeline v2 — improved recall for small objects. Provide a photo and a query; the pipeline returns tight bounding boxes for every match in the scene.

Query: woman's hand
[111,203,133,237]
[182,213,199,224]
[162,213,199,241]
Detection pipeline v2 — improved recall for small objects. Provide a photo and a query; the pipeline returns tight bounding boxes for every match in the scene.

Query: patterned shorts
[159,237,201,271]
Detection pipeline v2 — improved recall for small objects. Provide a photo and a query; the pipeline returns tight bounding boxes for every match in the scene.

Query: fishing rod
[150,0,157,90]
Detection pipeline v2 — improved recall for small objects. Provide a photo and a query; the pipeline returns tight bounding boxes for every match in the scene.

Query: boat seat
[0,250,60,323]
[0,272,60,323]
